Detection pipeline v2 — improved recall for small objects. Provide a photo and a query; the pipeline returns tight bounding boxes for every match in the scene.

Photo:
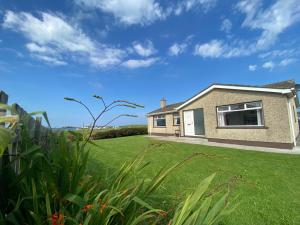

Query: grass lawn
[88,135,300,225]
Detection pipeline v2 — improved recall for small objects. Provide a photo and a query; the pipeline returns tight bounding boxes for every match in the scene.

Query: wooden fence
[0,90,50,173]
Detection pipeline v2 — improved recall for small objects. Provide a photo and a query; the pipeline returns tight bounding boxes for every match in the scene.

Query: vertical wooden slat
[1,92,50,174]
[0,91,8,126]
[11,103,23,173]
[0,91,9,172]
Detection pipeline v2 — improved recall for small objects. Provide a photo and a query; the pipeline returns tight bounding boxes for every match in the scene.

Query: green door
[194,108,205,135]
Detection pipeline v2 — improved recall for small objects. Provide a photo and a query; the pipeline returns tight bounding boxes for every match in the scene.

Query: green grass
[88,135,300,225]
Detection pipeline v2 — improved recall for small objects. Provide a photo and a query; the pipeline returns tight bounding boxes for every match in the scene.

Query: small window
[246,102,261,108]
[173,113,180,125]
[217,101,263,127]
[217,106,229,112]
[230,103,244,110]
[154,115,166,127]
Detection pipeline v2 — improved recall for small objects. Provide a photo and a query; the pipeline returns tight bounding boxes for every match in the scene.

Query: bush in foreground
[0,97,237,224]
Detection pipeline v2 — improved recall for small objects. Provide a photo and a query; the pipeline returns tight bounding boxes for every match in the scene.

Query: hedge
[91,127,148,140]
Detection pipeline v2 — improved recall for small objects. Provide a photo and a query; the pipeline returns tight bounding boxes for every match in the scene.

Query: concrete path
[147,135,300,155]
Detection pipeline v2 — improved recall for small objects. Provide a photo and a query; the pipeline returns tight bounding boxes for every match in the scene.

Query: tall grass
[0,100,236,224]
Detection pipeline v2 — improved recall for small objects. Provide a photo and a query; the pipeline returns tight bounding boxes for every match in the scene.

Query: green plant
[0,103,18,156]
[90,127,148,140]
[0,96,236,225]
[64,95,144,147]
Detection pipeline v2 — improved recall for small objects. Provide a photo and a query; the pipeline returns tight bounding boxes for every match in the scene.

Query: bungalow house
[147,80,299,149]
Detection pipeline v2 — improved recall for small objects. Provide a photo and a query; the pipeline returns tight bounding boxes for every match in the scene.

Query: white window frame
[153,115,166,127]
[217,101,264,127]
[173,113,180,126]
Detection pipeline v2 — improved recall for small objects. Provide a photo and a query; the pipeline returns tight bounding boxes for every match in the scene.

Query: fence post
[0,91,8,174]
[11,103,24,173]
[0,91,8,126]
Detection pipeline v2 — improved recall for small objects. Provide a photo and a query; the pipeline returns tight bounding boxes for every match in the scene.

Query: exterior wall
[289,97,299,139]
[179,89,293,145]
[148,113,180,135]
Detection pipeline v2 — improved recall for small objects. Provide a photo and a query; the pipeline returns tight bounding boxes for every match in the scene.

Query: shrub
[91,127,148,140]
[0,97,236,224]
[0,123,235,224]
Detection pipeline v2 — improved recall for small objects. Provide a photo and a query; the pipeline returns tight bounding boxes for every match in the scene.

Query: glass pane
[194,109,205,135]
[224,110,259,126]
[246,102,261,108]
[217,106,229,111]
[174,117,180,125]
[230,103,244,110]
[157,119,166,126]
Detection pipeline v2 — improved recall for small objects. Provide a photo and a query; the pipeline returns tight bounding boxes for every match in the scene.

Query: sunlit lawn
[88,135,300,225]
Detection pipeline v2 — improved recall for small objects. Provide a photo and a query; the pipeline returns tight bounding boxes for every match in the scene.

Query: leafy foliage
[90,127,148,140]
[0,96,236,224]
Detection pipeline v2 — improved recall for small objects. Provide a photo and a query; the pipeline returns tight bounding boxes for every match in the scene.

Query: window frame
[173,113,180,126]
[216,101,265,128]
[153,114,166,127]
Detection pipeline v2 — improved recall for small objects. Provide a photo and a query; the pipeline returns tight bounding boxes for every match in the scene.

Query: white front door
[184,110,195,136]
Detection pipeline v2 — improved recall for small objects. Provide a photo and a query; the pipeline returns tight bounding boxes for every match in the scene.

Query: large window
[154,115,166,127]
[217,101,264,127]
[173,113,180,125]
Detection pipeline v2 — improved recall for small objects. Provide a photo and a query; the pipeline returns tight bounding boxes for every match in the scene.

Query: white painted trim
[176,85,292,110]
[287,98,296,147]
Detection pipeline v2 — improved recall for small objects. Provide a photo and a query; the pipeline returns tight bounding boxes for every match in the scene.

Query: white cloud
[262,61,275,70]
[168,35,194,56]
[168,43,184,56]
[220,18,232,33]
[34,55,67,66]
[132,40,156,57]
[248,64,257,71]
[194,40,224,58]
[175,0,217,15]
[237,0,300,50]
[258,49,298,59]
[279,58,297,66]
[195,0,300,59]
[2,10,125,67]
[122,57,159,68]
[76,0,217,25]
[26,42,57,55]
[194,38,256,58]
[76,0,167,25]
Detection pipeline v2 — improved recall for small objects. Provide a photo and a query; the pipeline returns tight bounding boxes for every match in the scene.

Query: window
[173,113,180,125]
[154,115,166,127]
[217,101,263,127]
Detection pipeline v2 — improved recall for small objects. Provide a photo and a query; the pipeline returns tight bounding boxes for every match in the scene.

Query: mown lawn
[88,136,300,225]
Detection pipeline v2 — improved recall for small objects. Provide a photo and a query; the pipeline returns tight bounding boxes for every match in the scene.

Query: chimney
[160,98,166,109]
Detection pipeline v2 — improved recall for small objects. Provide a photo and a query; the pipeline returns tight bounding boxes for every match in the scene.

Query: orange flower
[58,213,64,224]
[51,212,64,225]
[52,213,58,225]
[158,211,168,218]
[100,203,107,214]
[82,204,93,212]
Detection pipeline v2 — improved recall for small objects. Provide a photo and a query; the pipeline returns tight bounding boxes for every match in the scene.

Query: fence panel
[0,90,50,173]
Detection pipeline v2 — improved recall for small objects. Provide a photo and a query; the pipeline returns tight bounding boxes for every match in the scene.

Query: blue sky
[0,0,299,127]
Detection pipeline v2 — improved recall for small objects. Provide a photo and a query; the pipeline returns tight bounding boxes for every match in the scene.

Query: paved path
[147,135,300,155]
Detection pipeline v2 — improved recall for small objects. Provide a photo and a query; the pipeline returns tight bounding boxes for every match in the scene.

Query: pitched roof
[147,80,297,114]
[147,102,184,115]
[263,80,296,89]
